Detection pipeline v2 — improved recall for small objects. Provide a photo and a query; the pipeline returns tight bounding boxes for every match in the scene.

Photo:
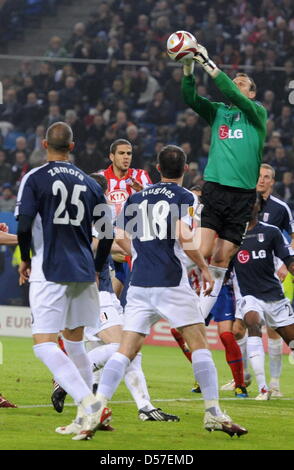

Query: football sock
[63,338,93,390]
[33,342,92,403]
[74,405,85,425]
[237,335,249,378]
[97,352,130,400]
[220,332,245,387]
[124,352,153,411]
[247,336,267,391]
[192,349,222,416]
[268,337,283,385]
[88,343,120,370]
[170,328,192,362]
[199,266,227,318]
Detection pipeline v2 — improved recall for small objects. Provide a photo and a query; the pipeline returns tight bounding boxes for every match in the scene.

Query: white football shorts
[123,283,204,335]
[84,291,123,341]
[236,295,294,329]
[29,280,99,334]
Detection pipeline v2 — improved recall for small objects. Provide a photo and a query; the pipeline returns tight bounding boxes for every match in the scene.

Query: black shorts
[201,181,256,246]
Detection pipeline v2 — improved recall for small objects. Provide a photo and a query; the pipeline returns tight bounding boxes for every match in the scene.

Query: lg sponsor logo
[218,125,243,140]
[237,250,266,263]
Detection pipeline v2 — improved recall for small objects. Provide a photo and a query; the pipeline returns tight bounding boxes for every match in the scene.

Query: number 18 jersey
[15,161,106,283]
[118,182,197,287]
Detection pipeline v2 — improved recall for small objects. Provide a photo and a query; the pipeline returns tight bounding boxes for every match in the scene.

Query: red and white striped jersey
[99,164,152,216]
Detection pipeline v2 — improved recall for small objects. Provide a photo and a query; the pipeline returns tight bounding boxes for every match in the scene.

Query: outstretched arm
[193,44,267,130]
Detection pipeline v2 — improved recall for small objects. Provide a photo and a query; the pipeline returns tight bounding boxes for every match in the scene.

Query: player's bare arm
[114,227,132,256]
[177,219,214,296]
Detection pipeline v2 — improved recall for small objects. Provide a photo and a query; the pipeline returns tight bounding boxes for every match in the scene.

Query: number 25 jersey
[15,161,106,283]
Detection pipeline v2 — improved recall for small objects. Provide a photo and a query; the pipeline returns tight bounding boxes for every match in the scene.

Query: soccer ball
[166,30,198,63]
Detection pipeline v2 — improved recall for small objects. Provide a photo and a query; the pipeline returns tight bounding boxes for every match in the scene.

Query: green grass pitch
[0,336,294,450]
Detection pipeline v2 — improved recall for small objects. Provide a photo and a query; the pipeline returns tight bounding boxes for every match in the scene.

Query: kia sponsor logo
[237,250,250,263]
[218,125,243,139]
[107,189,129,204]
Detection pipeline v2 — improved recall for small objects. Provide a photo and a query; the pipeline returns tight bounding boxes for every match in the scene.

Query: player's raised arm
[193,44,267,130]
[181,60,218,126]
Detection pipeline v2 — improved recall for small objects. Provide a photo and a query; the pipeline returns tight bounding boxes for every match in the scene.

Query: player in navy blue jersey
[54,174,179,435]
[73,145,249,440]
[233,193,294,400]
[231,163,294,397]
[257,164,294,244]
[15,122,113,439]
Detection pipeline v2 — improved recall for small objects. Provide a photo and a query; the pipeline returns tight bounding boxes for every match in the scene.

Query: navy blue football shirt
[118,182,197,287]
[259,195,294,236]
[234,221,293,301]
[15,161,107,283]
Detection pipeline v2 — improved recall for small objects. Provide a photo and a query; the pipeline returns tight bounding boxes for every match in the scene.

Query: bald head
[45,122,73,153]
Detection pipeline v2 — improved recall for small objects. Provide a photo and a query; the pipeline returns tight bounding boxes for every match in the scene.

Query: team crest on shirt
[107,189,129,204]
[263,212,269,222]
[257,233,264,243]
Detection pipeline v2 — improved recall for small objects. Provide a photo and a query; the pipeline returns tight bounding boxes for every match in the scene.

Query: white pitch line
[14,397,294,409]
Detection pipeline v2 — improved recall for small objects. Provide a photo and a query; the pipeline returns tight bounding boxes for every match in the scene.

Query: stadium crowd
[0,0,294,212]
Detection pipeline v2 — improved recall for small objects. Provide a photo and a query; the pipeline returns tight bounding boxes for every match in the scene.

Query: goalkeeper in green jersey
[181,44,267,317]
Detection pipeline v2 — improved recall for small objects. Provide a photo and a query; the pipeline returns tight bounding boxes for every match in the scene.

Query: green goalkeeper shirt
[181,71,267,190]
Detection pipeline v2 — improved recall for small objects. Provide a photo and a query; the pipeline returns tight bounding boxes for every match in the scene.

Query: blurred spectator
[11,151,30,188]
[80,64,102,106]
[47,90,60,108]
[75,138,106,174]
[87,114,106,142]
[42,105,64,128]
[274,105,293,146]
[176,111,203,158]
[0,183,16,212]
[269,146,292,181]
[65,22,86,55]
[0,88,21,124]
[17,92,45,133]
[17,76,35,105]
[164,68,186,112]
[34,62,55,97]
[44,36,68,59]
[59,76,82,110]
[126,125,143,168]
[132,67,160,109]
[27,125,46,153]
[9,136,29,164]
[64,110,87,152]
[181,142,194,164]
[29,148,47,169]
[144,90,173,125]
[0,149,12,188]
[275,171,294,205]
[73,38,97,75]
[183,162,200,189]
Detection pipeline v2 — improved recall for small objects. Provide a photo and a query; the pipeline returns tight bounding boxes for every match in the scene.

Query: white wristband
[183,60,195,76]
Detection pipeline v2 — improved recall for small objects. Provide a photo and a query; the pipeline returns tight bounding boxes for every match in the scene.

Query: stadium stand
[0,0,293,210]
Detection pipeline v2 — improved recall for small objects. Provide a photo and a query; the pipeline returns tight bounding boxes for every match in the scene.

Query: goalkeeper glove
[193,44,219,78]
